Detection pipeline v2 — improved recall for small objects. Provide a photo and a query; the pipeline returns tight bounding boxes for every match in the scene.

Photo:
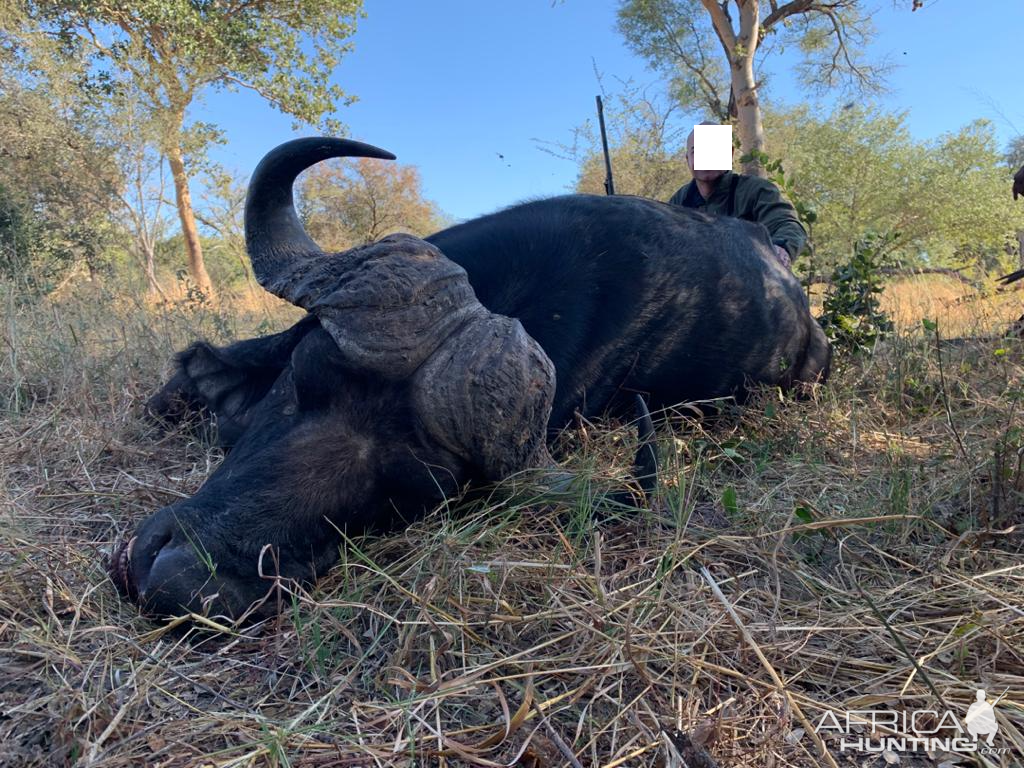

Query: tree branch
[654,9,728,120]
[700,0,737,57]
[762,0,815,31]
[816,6,873,87]
[72,19,170,111]
[217,73,296,118]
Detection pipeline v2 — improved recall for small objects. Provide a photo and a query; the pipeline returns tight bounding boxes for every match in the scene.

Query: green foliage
[616,0,890,129]
[23,0,365,136]
[738,148,818,231]
[739,148,818,267]
[13,0,365,293]
[818,231,895,354]
[156,232,251,292]
[0,183,49,289]
[763,105,1024,272]
[297,158,447,251]
[0,67,123,292]
[190,170,254,291]
[1004,134,1024,172]
[617,0,730,121]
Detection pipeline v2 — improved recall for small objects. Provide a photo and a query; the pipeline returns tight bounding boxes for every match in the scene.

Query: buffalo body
[114,139,829,619]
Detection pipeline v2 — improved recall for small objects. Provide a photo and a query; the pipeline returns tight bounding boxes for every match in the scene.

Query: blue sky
[199,0,1024,222]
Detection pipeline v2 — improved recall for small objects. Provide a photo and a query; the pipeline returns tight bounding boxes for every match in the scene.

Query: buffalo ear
[413,314,556,482]
[289,326,351,411]
[147,317,318,446]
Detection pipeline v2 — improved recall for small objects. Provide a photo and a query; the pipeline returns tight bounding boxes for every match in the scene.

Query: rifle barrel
[596,95,615,196]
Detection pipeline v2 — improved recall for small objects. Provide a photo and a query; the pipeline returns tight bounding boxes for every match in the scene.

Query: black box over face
[692,125,733,171]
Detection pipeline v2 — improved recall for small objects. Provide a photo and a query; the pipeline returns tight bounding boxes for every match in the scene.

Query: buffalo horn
[244,137,560,478]
[413,312,557,481]
[244,137,396,301]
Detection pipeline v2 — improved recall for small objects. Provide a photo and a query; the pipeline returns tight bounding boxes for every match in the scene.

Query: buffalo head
[113,139,565,620]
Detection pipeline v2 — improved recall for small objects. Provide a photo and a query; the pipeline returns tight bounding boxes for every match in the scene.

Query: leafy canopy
[617,0,889,122]
[764,105,1024,271]
[0,59,122,290]
[25,0,364,135]
[298,158,448,252]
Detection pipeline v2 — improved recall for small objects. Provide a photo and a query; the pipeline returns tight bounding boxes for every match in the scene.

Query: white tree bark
[700,0,766,177]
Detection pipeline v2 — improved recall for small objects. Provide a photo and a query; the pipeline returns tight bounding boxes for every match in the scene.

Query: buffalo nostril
[142,528,174,564]
[113,506,242,618]
[122,507,194,605]
[138,542,216,616]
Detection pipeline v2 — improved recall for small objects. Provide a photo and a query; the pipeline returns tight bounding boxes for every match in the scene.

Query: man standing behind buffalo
[668,123,806,270]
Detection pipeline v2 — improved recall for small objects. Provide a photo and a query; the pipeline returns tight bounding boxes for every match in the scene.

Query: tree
[1006,135,1024,171]
[193,168,261,293]
[762,105,1024,272]
[0,54,122,292]
[106,82,173,299]
[616,0,900,175]
[569,84,690,199]
[19,0,365,297]
[1004,135,1024,266]
[298,158,447,251]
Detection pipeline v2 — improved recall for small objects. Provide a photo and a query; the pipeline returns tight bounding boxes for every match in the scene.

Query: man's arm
[745,179,807,259]
[1014,164,1024,200]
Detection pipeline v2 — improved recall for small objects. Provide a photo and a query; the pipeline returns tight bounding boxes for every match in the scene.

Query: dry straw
[1,276,1022,767]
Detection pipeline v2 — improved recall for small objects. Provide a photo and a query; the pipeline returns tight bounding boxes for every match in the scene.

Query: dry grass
[880,275,1022,337]
[1,276,1022,768]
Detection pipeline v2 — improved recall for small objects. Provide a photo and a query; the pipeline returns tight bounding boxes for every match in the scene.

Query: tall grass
[1,274,1021,767]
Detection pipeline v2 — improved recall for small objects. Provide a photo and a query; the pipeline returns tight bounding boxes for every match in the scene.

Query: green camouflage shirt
[667,171,807,259]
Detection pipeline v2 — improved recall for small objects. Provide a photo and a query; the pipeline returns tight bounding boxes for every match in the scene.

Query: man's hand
[773,244,792,270]
[1014,164,1024,200]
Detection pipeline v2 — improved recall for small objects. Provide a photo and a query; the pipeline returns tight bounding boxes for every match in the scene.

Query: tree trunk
[139,240,170,301]
[733,1,765,177]
[731,59,765,176]
[701,0,766,177]
[166,144,214,298]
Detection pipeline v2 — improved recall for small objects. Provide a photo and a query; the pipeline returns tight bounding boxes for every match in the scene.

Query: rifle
[595,95,615,196]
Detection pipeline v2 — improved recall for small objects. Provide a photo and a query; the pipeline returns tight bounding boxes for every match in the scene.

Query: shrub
[818,231,896,353]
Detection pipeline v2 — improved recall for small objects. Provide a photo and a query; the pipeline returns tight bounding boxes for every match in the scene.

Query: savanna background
[1,1,1023,766]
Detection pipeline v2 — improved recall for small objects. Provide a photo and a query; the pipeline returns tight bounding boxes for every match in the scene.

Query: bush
[818,232,895,353]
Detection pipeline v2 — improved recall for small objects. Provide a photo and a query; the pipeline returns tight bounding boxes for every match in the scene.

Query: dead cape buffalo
[111,137,830,619]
